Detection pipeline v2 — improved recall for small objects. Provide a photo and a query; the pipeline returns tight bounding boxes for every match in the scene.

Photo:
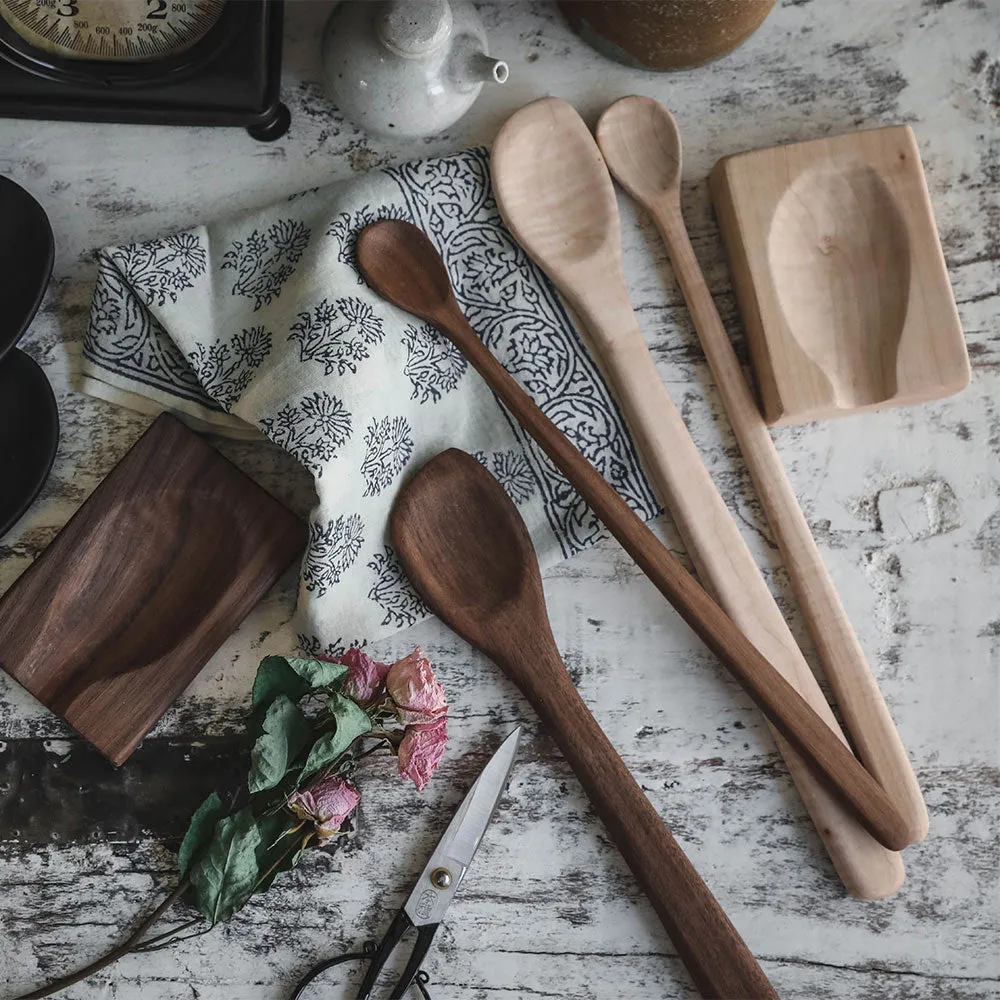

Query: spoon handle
[435,301,914,853]
[653,201,929,843]
[507,635,778,999]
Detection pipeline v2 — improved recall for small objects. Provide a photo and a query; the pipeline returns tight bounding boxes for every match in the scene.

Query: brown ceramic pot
[559,0,776,71]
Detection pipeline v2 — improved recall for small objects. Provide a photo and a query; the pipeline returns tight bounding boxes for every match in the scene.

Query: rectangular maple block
[710,125,969,425]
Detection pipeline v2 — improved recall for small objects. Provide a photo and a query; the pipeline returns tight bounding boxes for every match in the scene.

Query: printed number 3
[57,1,79,15]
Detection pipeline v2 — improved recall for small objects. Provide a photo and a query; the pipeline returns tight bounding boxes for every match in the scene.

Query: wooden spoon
[391,447,779,999]
[490,97,914,895]
[356,217,913,854]
[596,95,928,846]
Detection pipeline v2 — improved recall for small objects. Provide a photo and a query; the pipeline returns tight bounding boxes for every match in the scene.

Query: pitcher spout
[451,37,509,90]
[468,51,510,84]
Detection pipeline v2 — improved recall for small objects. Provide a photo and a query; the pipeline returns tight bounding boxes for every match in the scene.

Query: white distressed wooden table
[2,2,998,997]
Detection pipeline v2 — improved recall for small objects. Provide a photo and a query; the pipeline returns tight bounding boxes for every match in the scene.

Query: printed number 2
[146,0,168,18]
[57,1,79,15]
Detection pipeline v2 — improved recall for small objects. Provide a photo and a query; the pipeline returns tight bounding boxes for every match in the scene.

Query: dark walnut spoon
[391,448,778,999]
[357,218,914,855]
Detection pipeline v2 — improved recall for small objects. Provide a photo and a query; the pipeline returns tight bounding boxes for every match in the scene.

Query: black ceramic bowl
[0,174,54,362]
[0,175,59,538]
[0,348,59,536]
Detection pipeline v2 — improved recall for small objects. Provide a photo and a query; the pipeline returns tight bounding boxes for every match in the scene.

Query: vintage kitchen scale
[0,0,289,139]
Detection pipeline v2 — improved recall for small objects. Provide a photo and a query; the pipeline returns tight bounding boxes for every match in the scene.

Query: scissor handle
[387,923,437,1000]
[289,910,438,1000]
[357,910,410,999]
[357,910,438,1000]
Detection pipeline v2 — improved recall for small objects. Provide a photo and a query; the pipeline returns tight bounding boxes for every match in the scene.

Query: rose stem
[15,876,191,1000]
[132,916,205,953]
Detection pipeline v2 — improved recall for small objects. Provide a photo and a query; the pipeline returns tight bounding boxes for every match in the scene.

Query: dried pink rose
[287,775,360,845]
[338,647,391,703]
[386,650,448,725]
[397,717,448,791]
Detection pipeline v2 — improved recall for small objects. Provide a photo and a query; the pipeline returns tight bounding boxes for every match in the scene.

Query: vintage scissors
[289,727,521,1000]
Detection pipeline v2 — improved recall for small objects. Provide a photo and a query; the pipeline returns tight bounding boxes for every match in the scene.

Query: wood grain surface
[0,2,996,998]
[709,125,970,424]
[391,447,779,998]
[0,413,306,765]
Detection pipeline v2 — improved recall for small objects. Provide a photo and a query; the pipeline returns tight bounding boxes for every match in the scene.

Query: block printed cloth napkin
[81,148,659,654]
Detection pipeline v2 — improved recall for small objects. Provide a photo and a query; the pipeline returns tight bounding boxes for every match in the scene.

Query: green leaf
[252,656,309,711]
[252,810,303,893]
[287,657,349,689]
[189,807,261,925]
[178,791,226,879]
[248,694,313,794]
[300,692,372,782]
[251,656,350,717]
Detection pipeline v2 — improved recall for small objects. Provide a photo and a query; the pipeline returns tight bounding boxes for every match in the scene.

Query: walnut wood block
[0,413,306,765]
[710,126,970,425]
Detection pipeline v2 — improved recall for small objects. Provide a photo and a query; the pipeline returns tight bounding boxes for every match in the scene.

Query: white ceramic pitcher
[322,0,508,138]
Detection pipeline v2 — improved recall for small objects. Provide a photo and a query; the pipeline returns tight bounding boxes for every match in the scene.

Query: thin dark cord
[289,950,369,1000]
[288,943,432,1000]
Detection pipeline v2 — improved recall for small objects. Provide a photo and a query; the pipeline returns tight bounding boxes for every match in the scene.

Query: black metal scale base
[0,0,289,141]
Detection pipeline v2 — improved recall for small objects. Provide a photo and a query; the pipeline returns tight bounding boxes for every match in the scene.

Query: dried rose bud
[386,650,448,725]
[287,775,360,845]
[338,647,391,703]
[397,717,449,791]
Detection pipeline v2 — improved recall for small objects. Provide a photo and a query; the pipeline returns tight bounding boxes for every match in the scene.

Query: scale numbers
[0,0,225,62]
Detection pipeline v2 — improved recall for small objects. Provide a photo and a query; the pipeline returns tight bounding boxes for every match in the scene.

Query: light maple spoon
[356,216,913,857]
[595,94,928,848]
[490,97,913,897]
[391,447,779,1000]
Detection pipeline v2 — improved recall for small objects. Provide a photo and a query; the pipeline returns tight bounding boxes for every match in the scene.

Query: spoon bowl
[595,95,683,204]
[356,220,456,325]
[492,97,621,294]
[391,449,540,651]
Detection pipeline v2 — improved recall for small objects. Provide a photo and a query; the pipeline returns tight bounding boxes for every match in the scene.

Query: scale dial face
[0,0,225,62]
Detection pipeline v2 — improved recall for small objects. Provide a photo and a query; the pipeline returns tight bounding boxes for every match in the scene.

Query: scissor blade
[403,727,521,927]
